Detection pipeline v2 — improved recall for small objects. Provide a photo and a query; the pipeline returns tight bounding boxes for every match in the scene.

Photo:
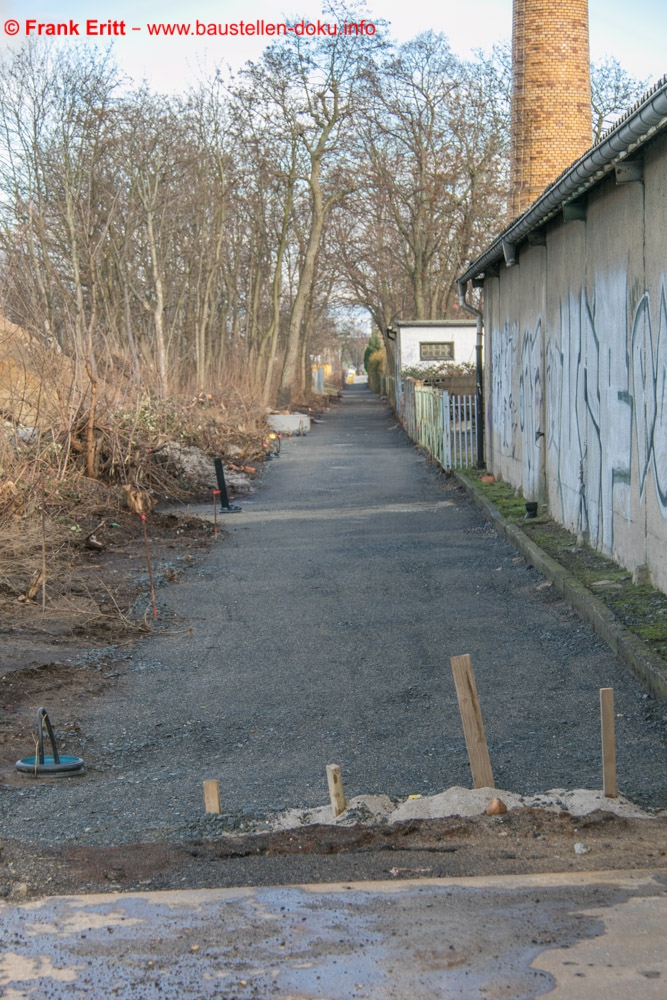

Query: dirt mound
[1,810,666,898]
[155,441,255,492]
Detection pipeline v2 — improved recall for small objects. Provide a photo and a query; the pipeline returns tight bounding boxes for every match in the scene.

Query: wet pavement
[0,869,665,998]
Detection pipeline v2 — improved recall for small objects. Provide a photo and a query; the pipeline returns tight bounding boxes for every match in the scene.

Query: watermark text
[4,17,377,38]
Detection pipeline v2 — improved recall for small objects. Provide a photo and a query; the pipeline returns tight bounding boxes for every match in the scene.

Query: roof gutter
[459,75,667,285]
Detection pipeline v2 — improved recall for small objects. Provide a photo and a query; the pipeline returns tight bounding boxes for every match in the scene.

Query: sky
[0,0,665,93]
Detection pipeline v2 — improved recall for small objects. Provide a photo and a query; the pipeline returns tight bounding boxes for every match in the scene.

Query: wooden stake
[203,779,221,814]
[326,764,346,817]
[600,688,618,798]
[450,654,495,789]
[25,569,45,602]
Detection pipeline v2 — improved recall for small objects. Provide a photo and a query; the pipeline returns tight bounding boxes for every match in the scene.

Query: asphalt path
[3,384,666,845]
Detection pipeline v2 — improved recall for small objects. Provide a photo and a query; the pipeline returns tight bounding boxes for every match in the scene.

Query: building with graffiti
[458,78,667,593]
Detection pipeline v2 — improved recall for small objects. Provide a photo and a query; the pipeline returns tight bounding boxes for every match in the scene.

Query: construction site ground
[0,384,666,998]
[0,385,667,894]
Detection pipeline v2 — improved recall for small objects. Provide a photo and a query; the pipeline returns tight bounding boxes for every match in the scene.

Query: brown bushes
[0,318,270,614]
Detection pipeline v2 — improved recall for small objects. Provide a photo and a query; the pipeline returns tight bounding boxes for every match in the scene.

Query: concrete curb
[454,472,667,702]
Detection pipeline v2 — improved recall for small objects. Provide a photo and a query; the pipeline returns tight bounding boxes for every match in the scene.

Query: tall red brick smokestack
[510,0,592,216]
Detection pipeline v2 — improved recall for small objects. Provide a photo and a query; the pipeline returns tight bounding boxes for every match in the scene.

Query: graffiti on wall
[545,281,632,553]
[490,316,543,499]
[491,274,667,558]
[491,320,518,455]
[519,318,542,499]
[632,286,667,514]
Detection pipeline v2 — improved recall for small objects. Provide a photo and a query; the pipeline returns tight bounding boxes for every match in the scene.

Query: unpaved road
[0,385,666,860]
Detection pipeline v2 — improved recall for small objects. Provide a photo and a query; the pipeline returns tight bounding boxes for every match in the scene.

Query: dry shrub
[0,316,277,641]
[0,322,269,503]
[0,319,271,614]
[367,347,387,394]
[0,516,73,600]
[0,317,73,429]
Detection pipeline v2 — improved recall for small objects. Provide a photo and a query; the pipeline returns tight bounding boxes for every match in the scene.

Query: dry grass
[0,319,271,631]
[0,324,269,498]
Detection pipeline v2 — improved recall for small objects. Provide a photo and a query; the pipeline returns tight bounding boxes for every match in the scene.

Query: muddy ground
[1,808,666,900]
[0,506,222,803]
[0,509,214,779]
[0,509,214,673]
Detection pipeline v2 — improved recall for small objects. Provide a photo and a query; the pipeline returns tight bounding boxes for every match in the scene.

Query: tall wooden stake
[600,687,618,798]
[450,654,495,789]
[326,764,347,817]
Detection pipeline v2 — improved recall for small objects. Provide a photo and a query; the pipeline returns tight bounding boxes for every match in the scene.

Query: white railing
[401,381,477,470]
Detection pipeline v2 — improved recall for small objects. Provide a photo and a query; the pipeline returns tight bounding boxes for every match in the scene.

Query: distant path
[3,385,666,844]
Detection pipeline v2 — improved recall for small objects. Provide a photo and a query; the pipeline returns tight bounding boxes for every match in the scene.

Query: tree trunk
[277,161,324,408]
[146,209,168,397]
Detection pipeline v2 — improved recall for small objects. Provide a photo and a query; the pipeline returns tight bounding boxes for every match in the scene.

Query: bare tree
[242,16,378,407]
[0,27,535,421]
[335,32,509,334]
[591,56,649,143]
[0,43,125,475]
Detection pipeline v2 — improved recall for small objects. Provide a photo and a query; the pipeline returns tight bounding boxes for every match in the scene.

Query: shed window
[419,341,454,361]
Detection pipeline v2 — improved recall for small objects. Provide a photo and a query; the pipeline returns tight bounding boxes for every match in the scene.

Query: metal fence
[401,380,477,470]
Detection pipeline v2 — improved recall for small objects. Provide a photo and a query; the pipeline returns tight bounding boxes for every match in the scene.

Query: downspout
[457,279,485,469]
[385,326,399,416]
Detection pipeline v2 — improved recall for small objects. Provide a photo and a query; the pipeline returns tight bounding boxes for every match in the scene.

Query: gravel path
[3,385,666,845]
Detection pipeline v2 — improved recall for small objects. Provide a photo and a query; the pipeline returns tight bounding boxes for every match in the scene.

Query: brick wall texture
[510,0,592,216]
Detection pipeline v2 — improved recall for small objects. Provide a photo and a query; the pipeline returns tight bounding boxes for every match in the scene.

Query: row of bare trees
[0,25,644,412]
[0,27,512,408]
[336,34,511,335]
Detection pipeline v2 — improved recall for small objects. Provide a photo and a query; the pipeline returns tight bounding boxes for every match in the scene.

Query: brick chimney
[510,0,592,216]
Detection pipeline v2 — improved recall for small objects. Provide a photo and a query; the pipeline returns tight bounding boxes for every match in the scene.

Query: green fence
[402,380,477,470]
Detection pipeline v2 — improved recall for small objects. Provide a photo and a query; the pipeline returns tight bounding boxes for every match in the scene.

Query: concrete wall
[486,247,546,503]
[484,131,667,593]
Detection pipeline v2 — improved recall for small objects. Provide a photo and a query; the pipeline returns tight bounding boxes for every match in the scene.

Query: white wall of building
[484,130,667,592]
[396,324,477,371]
[393,322,477,417]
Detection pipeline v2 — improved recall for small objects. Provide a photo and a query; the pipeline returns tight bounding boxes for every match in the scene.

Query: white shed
[389,320,478,413]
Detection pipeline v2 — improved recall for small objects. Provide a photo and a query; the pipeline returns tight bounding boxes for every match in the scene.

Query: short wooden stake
[203,779,221,814]
[600,688,618,798]
[450,654,495,789]
[326,764,346,817]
